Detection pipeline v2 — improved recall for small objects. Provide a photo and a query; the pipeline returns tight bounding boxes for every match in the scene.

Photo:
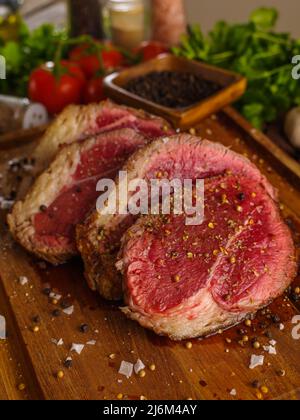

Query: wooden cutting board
[0,107,299,401]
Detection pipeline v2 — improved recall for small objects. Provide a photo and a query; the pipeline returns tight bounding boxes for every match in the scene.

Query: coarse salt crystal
[269,340,277,347]
[134,359,145,374]
[19,276,28,285]
[49,292,62,301]
[52,338,64,346]
[230,389,237,396]
[279,324,285,331]
[87,340,96,346]
[249,354,265,370]
[263,345,277,355]
[0,315,6,340]
[119,361,134,379]
[71,343,85,355]
[63,305,74,315]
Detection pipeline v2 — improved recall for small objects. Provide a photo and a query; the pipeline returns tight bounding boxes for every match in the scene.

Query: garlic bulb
[284,107,300,149]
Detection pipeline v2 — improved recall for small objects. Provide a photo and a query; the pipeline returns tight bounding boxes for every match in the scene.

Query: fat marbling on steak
[119,174,296,340]
[76,134,287,302]
[8,129,149,264]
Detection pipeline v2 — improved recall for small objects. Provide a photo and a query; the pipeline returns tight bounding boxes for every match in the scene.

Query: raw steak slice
[33,100,173,174]
[118,175,296,340]
[77,134,277,300]
[8,129,148,264]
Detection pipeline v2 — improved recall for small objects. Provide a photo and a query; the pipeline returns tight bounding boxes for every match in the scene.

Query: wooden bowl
[104,54,247,129]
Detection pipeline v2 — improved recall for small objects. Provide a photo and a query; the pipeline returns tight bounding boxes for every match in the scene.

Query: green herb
[0,21,68,97]
[173,7,300,128]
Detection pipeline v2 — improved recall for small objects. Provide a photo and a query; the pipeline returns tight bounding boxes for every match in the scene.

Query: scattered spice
[261,386,269,395]
[149,364,156,371]
[173,275,181,283]
[39,205,47,213]
[52,309,61,318]
[32,326,40,333]
[79,324,89,333]
[277,369,286,377]
[185,341,193,350]
[138,370,146,378]
[253,341,261,350]
[251,380,261,389]
[64,358,73,369]
[256,391,263,400]
[57,371,64,379]
[42,287,51,296]
[32,315,41,324]
[18,383,26,391]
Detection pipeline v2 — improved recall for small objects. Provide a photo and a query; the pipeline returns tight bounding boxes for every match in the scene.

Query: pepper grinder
[151,0,186,46]
[68,0,104,39]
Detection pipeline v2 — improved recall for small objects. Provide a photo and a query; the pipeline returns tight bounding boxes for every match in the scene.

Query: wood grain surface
[0,109,299,401]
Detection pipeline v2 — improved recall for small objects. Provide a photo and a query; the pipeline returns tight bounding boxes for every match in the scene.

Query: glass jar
[0,0,22,42]
[106,0,145,50]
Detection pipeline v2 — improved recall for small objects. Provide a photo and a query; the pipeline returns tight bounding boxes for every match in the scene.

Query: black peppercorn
[80,324,89,333]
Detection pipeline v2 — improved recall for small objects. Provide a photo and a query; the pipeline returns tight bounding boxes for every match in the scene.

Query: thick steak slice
[8,129,148,264]
[119,175,296,340]
[33,100,173,174]
[77,134,277,300]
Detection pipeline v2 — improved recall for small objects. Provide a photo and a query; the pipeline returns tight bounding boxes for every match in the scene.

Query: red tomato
[137,41,169,62]
[70,44,100,78]
[70,44,124,78]
[28,61,86,115]
[102,49,124,71]
[83,77,105,104]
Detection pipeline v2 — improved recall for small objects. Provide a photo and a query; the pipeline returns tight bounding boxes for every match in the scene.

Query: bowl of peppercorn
[104,54,247,129]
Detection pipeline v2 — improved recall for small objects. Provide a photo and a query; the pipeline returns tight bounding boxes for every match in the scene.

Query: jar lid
[0,5,10,18]
[108,0,143,11]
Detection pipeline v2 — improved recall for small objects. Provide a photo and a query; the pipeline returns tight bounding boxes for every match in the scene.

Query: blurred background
[1,0,300,158]
[21,0,299,37]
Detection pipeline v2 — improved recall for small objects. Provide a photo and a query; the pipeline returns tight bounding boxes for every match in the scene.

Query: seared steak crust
[33,100,173,175]
[8,129,148,264]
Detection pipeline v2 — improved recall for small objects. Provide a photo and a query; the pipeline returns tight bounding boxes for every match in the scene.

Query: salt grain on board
[119,361,134,379]
[49,292,62,301]
[19,276,28,286]
[0,315,6,340]
[51,338,64,346]
[71,343,85,355]
[63,306,74,316]
[230,389,237,397]
[134,359,145,374]
[249,354,265,370]
[87,340,96,346]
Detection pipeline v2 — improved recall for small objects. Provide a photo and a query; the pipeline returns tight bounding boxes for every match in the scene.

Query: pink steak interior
[124,175,286,314]
[34,132,146,251]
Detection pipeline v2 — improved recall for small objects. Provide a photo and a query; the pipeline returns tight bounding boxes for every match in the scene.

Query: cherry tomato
[70,44,124,78]
[83,77,105,104]
[28,61,86,115]
[136,41,169,62]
